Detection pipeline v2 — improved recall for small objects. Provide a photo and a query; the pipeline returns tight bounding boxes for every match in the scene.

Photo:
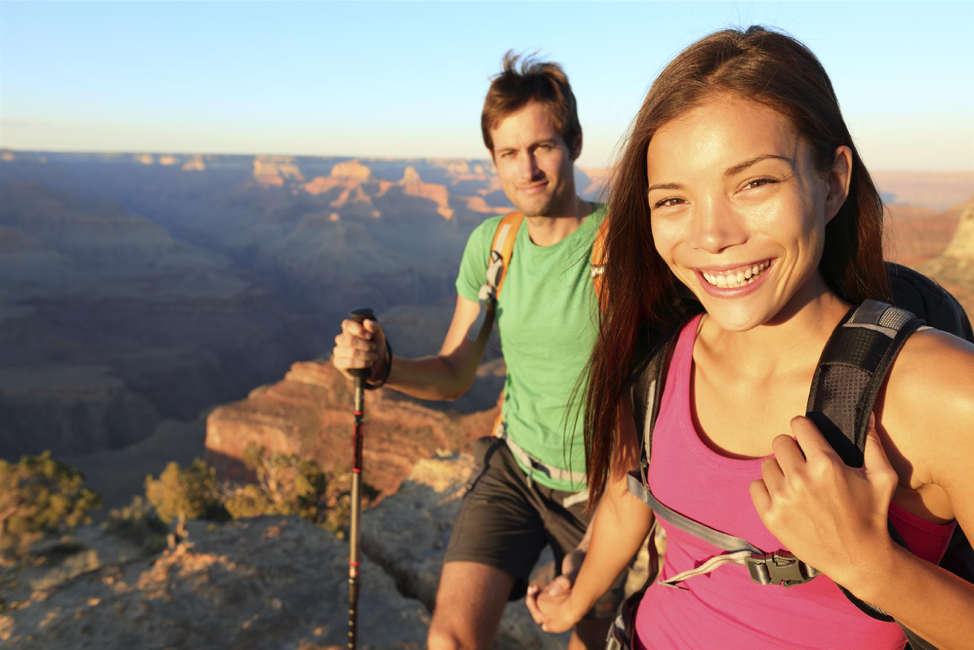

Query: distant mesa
[378,166,454,220]
[253,155,305,186]
[181,155,205,171]
[303,159,374,197]
[329,184,374,209]
[1,151,15,162]
[329,160,373,180]
[135,154,154,166]
[158,155,177,166]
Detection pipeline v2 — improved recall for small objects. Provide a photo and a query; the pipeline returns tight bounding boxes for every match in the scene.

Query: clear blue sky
[2,1,972,171]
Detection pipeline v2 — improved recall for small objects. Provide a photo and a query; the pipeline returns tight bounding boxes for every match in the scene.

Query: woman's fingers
[770,434,805,475]
[749,477,772,515]
[524,584,546,625]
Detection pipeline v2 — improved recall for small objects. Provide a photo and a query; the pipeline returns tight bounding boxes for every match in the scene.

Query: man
[332,52,624,649]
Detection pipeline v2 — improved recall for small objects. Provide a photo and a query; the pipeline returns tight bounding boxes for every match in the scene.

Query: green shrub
[144,460,227,538]
[102,496,168,554]
[0,452,102,557]
[225,445,377,537]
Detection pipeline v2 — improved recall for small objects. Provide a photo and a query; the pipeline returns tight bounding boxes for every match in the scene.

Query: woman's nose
[688,198,748,254]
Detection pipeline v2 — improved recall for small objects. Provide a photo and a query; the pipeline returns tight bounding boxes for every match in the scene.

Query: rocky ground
[3,452,629,649]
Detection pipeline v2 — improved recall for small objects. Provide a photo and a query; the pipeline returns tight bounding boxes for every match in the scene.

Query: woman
[526,26,974,648]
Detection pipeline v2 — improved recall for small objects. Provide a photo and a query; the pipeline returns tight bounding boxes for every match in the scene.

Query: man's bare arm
[332,295,493,401]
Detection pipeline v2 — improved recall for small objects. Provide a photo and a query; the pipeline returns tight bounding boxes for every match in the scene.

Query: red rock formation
[205,361,497,499]
[378,167,454,219]
[253,156,305,186]
[884,203,962,266]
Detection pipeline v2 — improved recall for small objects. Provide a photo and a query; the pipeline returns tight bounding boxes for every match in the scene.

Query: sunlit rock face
[204,359,499,496]
[920,197,974,319]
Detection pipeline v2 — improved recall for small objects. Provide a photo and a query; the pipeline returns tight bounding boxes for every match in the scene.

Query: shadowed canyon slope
[0,151,534,462]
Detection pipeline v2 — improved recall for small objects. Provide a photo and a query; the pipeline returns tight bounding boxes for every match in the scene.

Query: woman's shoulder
[882,328,974,483]
[888,327,974,402]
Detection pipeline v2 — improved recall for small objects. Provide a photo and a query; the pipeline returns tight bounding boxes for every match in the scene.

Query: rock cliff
[920,197,974,318]
[205,361,498,497]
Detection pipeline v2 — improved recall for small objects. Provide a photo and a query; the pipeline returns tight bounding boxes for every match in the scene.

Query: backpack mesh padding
[807,365,872,467]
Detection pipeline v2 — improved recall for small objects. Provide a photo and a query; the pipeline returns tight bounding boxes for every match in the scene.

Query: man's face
[489,101,579,218]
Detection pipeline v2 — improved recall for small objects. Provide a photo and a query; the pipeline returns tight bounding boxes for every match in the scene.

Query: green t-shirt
[456,205,604,491]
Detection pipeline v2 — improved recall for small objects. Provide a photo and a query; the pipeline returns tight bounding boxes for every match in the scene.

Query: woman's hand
[749,413,900,592]
[525,578,583,634]
[525,549,588,633]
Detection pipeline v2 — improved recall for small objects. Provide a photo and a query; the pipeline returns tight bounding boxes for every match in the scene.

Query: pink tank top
[634,314,955,650]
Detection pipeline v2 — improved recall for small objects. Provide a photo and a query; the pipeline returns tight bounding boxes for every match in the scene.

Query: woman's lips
[694,259,774,298]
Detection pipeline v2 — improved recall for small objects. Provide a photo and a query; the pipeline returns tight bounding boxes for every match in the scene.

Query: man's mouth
[699,260,772,289]
[518,182,548,195]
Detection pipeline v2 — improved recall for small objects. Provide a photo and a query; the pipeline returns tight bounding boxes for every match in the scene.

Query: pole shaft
[348,377,365,649]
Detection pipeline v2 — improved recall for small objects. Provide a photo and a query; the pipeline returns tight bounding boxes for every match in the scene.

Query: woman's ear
[824,145,853,223]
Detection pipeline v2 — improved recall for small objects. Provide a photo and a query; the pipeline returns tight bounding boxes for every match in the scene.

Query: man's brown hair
[481,51,582,156]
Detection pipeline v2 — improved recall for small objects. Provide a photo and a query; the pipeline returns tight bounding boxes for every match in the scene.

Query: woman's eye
[653,197,685,209]
[744,177,778,190]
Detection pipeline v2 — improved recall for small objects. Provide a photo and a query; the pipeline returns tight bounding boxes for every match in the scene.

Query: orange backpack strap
[590,215,608,310]
[478,211,524,306]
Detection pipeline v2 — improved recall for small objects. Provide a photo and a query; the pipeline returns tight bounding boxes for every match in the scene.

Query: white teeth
[700,261,770,289]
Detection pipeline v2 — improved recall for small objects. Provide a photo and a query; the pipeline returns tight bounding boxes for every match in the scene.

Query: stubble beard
[513,178,577,219]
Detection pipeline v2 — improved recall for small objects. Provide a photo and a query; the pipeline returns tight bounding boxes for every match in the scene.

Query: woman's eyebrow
[724,154,793,177]
[647,182,683,193]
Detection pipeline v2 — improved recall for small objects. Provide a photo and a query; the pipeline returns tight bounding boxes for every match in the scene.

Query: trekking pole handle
[348,308,375,381]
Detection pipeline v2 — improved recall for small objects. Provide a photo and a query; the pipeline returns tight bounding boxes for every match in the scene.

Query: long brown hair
[583,26,891,506]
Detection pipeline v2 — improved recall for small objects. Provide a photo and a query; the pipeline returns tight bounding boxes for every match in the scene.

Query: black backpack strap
[805,299,946,647]
[629,330,679,474]
[805,299,924,468]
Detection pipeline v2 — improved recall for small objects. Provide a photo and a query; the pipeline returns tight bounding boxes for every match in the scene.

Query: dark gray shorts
[443,436,626,619]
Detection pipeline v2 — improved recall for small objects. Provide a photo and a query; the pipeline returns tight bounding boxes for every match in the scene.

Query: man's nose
[688,197,748,254]
[518,152,542,181]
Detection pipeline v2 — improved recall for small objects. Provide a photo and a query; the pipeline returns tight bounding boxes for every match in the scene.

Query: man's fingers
[336,333,377,353]
[341,318,373,340]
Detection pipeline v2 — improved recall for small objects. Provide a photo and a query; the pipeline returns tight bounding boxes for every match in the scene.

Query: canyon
[0,150,971,647]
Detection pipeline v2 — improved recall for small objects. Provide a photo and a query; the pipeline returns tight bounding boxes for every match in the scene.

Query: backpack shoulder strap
[805,299,924,468]
[590,216,608,309]
[805,300,946,647]
[478,212,523,306]
[629,329,679,475]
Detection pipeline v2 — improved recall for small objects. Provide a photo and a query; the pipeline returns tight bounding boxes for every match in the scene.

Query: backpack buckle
[745,552,815,587]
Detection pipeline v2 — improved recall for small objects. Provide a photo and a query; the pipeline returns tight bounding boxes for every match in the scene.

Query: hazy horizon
[2,1,972,172]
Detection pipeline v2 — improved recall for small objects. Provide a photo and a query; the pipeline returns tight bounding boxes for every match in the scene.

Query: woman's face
[647,94,847,332]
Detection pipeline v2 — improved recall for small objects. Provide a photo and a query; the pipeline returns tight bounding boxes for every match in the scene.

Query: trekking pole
[346,307,374,650]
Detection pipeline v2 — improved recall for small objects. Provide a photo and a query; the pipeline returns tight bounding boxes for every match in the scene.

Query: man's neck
[523,195,591,247]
